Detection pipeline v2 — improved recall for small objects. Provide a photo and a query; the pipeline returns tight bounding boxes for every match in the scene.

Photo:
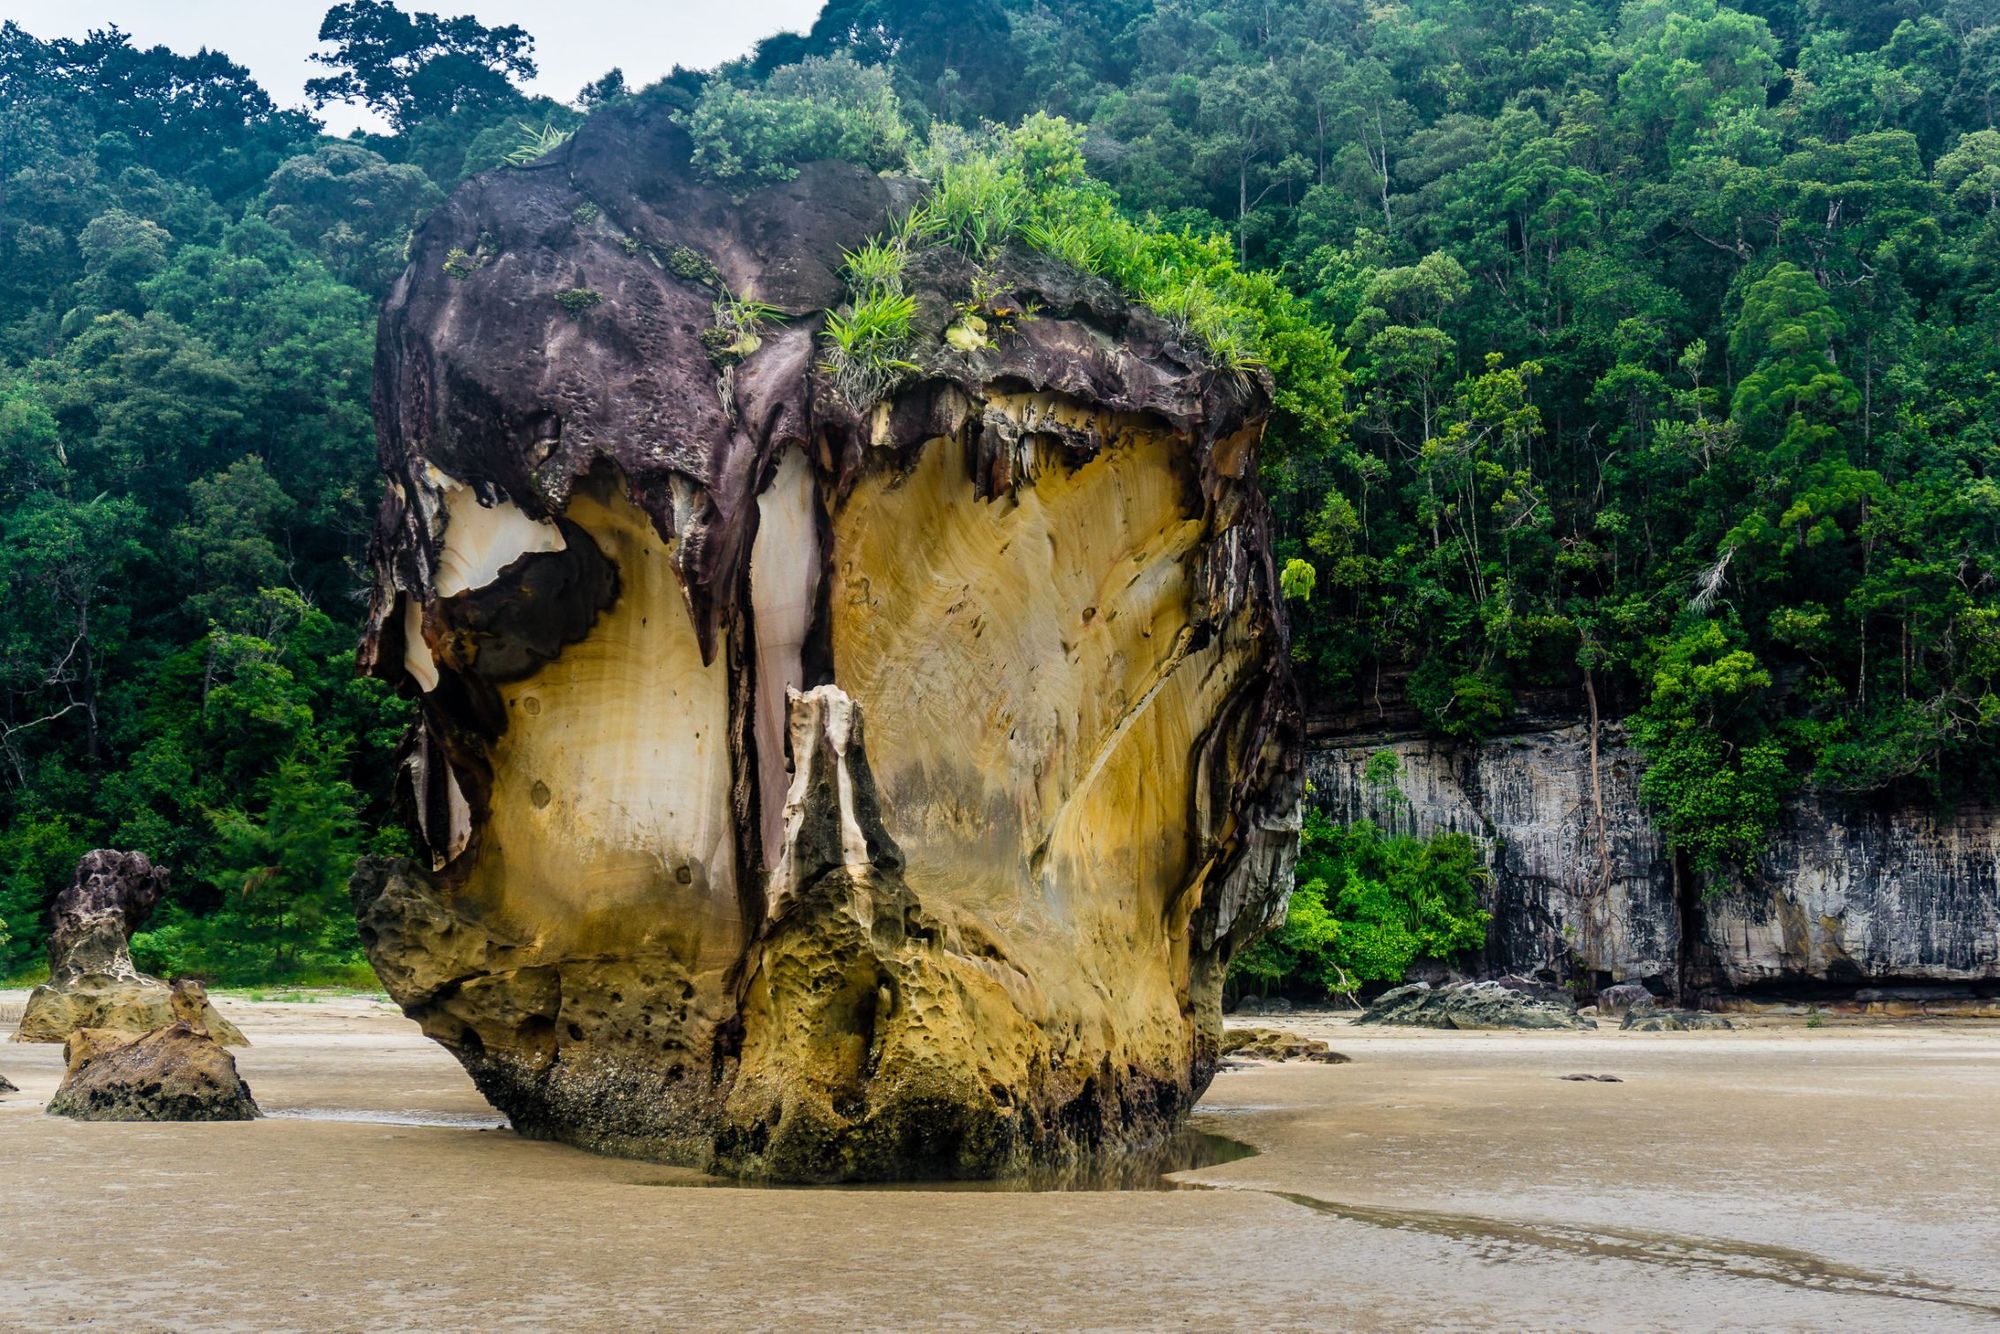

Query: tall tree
[307,0,536,129]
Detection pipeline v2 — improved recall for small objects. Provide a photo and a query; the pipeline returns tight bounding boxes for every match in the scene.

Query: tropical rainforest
[0,0,1995,991]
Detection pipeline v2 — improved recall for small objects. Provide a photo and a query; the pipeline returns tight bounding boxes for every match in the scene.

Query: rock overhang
[354,98,1302,1180]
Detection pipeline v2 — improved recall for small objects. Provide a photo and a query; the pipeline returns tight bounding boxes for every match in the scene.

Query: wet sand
[3,991,1997,1331]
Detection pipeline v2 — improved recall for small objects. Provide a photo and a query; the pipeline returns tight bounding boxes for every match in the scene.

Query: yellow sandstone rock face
[353,102,1300,1180]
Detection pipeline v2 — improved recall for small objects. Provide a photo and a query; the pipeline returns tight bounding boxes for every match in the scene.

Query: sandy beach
[3,991,1997,1331]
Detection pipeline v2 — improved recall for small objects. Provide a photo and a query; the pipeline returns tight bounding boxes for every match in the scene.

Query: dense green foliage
[792,110,1348,417]
[3,0,1998,986]
[685,53,913,184]
[1230,758,1492,1000]
[0,14,575,981]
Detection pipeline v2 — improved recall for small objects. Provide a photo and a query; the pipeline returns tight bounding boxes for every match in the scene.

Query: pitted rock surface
[353,101,1300,1180]
[1221,1028,1350,1063]
[16,851,244,1046]
[46,1022,260,1122]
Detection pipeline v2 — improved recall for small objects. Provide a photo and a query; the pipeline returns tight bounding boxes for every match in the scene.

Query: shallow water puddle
[1260,1188,2000,1318]
[263,1108,510,1130]
[624,1127,1259,1193]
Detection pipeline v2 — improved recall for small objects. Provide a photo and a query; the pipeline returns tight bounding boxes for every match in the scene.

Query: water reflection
[629,1125,1259,1193]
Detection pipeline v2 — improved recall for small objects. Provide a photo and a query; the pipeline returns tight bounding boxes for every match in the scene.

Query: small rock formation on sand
[16,851,245,1046]
[1560,1072,1624,1082]
[47,981,258,1122]
[1621,1009,1733,1032]
[1221,1028,1350,1063]
[1357,980,1598,1031]
[1595,982,1658,1018]
[0,1072,15,1093]
[351,100,1300,1180]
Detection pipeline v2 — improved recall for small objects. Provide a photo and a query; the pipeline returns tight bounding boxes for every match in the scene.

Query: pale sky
[0,0,825,134]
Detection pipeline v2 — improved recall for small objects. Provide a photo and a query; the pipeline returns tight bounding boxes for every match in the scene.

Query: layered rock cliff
[353,104,1300,1179]
[1310,724,2000,1005]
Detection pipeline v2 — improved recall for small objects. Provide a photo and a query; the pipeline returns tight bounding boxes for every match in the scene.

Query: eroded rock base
[47,1023,260,1122]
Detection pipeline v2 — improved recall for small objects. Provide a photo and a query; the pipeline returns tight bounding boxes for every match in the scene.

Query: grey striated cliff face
[1309,725,1680,990]
[1308,724,2000,1002]
[1704,800,2000,991]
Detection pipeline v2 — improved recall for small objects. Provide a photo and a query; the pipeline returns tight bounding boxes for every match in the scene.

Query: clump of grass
[704,295,785,362]
[1019,218,1105,276]
[555,286,603,315]
[442,233,499,280]
[841,236,907,298]
[906,152,1021,262]
[572,201,602,226]
[503,119,576,167]
[821,290,920,405]
[820,221,924,403]
[442,236,501,280]
[1156,280,1264,373]
[663,245,724,291]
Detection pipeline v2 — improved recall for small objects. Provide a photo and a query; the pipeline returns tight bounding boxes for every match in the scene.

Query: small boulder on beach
[1222,1028,1351,1063]
[1357,981,1598,1031]
[1621,1010,1734,1032]
[1595,982,1660,1018]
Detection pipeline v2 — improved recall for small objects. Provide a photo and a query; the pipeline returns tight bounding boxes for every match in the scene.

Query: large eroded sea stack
[353,104,1301,1180]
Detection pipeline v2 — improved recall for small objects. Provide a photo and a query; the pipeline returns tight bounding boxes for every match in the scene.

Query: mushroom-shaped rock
[352,102,1301,1180]
[16,851,245,1046]
[46,1021,260,1122]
